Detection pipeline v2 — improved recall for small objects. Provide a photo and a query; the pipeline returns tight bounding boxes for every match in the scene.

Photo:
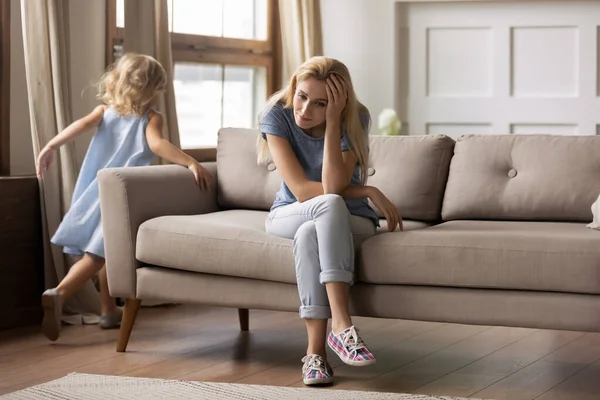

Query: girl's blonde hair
[257,56,371,184]
[97,53,167,116]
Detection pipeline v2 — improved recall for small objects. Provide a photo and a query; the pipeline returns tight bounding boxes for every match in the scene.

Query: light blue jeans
[265,194,376,319]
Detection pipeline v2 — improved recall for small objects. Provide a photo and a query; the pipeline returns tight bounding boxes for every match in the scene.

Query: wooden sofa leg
[117,299,142,352]
[238,308,249,331]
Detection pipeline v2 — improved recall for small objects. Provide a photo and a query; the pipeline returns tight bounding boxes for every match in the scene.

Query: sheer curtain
[279,0,323,80]
[21,0,101,323]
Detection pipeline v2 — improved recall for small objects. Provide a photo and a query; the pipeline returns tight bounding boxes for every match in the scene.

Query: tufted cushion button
[508,168,517,178]
[368,167,375,176]
[267,162,276,172]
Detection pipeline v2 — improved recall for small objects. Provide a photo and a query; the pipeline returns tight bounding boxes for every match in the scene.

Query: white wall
[322,0,600,137]
[9,0,106,176]
[321,0,396,133]
[400,0,600,137]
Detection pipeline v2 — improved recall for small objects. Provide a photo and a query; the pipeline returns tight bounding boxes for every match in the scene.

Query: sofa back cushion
[217,128,455,221]
[367,135,455,221]
[217,128,281,211]
[442,135,600,222]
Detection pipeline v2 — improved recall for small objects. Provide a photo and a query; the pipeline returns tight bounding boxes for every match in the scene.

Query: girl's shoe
[327,325,376,366]
[41,289,62,341]
[99,307,123,329]
[301,354,334,386]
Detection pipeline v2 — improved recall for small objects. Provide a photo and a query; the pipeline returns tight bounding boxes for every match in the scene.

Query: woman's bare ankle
[331,320,352,335]
[306,347,327,358]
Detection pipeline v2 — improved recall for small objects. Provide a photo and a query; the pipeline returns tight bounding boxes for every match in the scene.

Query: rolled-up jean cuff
[300,305,332,319]
[320,270,354,285]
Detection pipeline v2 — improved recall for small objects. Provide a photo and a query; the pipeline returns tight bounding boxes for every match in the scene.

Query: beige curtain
[124,0,180,152]
[279,0,323,80]
[21,0,100,322]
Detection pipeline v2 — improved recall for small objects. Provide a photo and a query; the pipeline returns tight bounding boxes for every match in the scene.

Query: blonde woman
[36,53,212,341]
[257,56,402,385]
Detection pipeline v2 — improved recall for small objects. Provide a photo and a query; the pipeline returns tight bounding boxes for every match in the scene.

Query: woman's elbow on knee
[322,185,343,196]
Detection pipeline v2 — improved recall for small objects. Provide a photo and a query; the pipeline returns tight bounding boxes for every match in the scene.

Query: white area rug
[2,373,489,399]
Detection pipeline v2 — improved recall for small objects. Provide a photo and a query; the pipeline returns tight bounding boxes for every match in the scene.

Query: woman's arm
[322,75,353,194]
[266,134,319,202]
[267,134,364,202]
[267,133,402,230]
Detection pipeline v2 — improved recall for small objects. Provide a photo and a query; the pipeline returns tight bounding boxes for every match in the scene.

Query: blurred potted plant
[377,108,402,136]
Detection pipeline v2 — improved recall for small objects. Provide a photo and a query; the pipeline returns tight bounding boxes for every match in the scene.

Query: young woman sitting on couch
[256,56,402,386]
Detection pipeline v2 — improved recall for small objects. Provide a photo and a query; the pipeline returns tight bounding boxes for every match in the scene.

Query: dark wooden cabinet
[0,176,44,330]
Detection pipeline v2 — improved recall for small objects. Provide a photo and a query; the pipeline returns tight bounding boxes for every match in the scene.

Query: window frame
[0,0,10,175]
[105,0,281,161]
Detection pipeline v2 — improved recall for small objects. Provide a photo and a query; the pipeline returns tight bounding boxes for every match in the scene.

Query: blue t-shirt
[259,102,379,226]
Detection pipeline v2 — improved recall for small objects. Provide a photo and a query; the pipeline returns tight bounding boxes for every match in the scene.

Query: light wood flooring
[1,304,600,399]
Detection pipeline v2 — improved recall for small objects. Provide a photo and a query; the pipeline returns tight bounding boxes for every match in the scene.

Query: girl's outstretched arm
[37,105,106,177]
[145,111,212,190]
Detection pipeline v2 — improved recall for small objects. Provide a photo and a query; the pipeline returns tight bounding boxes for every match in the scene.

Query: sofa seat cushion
[136,210,433,284]
[377,219,432,233]
[136,210,297,284]
[360,220,600,294]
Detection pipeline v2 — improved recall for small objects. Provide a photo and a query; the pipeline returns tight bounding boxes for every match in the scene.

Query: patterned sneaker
[327,325,376,366]
[41,288,62,341]
[301,354,334,386]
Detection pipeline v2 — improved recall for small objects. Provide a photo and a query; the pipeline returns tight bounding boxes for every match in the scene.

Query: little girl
[36,53,212,341]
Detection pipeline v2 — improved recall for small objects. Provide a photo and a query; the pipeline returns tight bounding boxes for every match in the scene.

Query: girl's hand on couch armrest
[187,161,213,191]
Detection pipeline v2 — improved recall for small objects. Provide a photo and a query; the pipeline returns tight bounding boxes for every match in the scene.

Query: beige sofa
[98,130,600,352]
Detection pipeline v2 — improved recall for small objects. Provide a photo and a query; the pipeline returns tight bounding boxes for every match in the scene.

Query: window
[0,0,10,175]
[107,0,280,155]
[173,63,266,147]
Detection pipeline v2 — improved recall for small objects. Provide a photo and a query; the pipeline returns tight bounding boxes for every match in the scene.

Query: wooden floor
[1,305,599,399]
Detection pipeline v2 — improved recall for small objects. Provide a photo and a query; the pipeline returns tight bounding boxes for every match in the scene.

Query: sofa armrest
[98,163,218,298]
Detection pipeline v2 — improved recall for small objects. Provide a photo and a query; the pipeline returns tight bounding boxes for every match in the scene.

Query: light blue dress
[51,106,156,258]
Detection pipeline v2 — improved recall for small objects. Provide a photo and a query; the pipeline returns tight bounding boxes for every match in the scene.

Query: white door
[396,0,600,138]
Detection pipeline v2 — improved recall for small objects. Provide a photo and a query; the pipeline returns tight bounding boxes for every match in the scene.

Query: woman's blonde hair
[97,53,167,116]
[256,56,371,184]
